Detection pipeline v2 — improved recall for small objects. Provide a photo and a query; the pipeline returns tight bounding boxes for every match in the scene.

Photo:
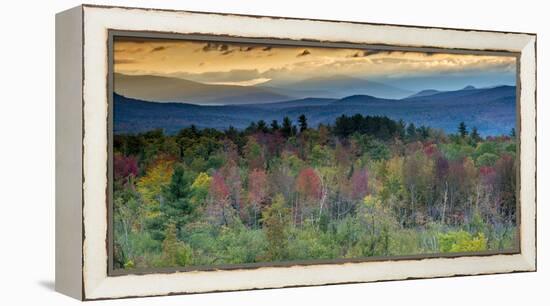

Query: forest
[112,114,518,270]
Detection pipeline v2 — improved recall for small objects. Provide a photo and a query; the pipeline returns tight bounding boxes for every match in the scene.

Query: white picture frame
[55,4,536,300]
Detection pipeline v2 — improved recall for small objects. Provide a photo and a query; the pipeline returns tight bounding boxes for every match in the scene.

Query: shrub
[162,223,193,267]
[262,194,291,261]
[287,221,338,260]
[215,223,267,264]
[438,230,487,253]
[476,152,499,167]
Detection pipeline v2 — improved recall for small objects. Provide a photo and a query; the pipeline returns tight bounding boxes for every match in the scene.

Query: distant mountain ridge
[114,85,516,136]
[263,75,414,99]
[115,73,415,104]
[407,89,441,98]
[114,73,292,105]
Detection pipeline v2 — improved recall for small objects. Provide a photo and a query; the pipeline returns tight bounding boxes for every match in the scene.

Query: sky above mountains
[114,37,517,93]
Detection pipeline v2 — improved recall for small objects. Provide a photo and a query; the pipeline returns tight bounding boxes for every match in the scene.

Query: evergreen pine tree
[262,194,290,261]
[458,122,468,138]
[397,119,407,139]
[298,114,308,132]
[470,127,481,144]
[281,117,292,137]
[406,123,417,141]
[161,222,179,266]
[163,164,195,232]
[270,119,280,131]
[257,120,268,133]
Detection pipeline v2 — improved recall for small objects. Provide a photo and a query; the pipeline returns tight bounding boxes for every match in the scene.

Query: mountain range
[114,73,415,104]
[260,75,414,99]
[114,84,516,136]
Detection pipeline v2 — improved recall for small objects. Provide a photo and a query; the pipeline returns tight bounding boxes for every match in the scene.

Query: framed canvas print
[55,4,537,300]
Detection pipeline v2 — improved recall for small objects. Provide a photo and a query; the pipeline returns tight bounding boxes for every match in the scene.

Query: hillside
[114,85,516,136]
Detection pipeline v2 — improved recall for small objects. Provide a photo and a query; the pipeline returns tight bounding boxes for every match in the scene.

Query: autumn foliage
[113,115,517,269]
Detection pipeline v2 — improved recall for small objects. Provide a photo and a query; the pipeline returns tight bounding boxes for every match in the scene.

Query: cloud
[203,78,271,86]
[171,69,263,83]
[364,50,398,57]
[114,58,138,64]
[202,43,216,52]
[114,47,144,54]
[345,50,397,58]
[202,43,230,52]
[201,43,242,55]
[151,46,167,53]
[297,49,311,57]
[114,39,516,87]
[239,46,255,52]
[345,50,380,58]
[347,51,370,58]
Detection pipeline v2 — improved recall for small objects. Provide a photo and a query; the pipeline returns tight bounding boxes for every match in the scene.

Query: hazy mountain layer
[114,85,516,136]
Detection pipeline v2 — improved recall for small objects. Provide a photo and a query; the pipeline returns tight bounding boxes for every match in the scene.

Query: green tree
[282,117,293,137]
[163,164,196,231]
[161,223,193,267]
[470,126,481,144]
[262,194,290,261]
[244,136,265,170]
[397,119,406,139]
[419,125,430,139]
[476,152,499,167]
[458,121,468,138]
[406,123,417,141]
[245,121,258,133]
[257,120,268,133]
[270,119,280,132]
[190,172,211,206]
[298,114,308,132]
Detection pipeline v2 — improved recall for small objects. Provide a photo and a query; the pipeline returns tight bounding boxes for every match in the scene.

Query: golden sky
[114,38,516,87]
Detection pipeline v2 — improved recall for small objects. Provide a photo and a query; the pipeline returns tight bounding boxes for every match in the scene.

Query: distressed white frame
[74,5,536,300]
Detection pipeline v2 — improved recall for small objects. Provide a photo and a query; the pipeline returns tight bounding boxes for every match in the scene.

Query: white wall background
[0,0,546,305]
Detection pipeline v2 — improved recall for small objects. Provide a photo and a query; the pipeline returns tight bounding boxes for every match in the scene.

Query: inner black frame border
[106,29,522,277]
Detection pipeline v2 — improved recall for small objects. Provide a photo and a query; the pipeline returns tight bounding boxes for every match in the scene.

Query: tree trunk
[441,181,448,224]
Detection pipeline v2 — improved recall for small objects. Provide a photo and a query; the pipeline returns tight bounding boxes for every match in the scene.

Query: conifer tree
[262,194,290,261]
[458,121,468,138]
[257,120,268,133]
[163,164,195,232]
[281,117,292,137]
[406,123,417,140]
[270,119,280,131]
[470,127,481,144]
[298,114,308,132]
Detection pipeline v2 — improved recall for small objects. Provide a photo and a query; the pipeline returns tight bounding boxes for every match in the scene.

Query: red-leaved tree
[114,154,138,183]
[208,171,232,225]
[295,167,322,223]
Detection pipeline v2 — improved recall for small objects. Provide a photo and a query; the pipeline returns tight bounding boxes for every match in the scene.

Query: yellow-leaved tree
[137,159,175,217]
[190,172,211,207]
